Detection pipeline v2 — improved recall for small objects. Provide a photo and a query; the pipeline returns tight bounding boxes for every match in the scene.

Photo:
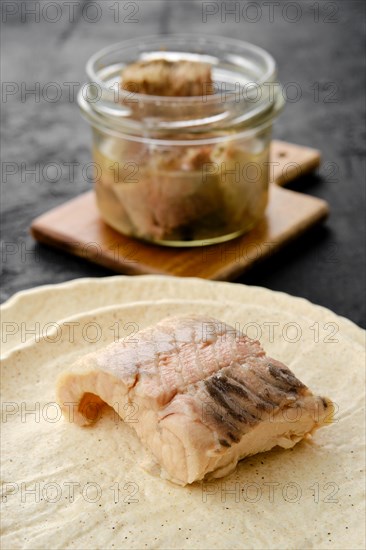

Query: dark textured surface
[1,0,365,328]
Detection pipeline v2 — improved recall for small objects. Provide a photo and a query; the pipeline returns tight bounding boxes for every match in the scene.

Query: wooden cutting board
[31,140,328,281]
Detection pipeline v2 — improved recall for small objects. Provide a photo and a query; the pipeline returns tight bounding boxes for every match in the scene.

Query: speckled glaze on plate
[1,299,365,549]
[1,275,364,358]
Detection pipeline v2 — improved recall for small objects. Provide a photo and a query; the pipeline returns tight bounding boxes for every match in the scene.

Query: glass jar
[78,35,284,246]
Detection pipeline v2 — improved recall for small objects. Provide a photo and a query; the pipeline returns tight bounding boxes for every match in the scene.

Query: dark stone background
[1,0,365,328]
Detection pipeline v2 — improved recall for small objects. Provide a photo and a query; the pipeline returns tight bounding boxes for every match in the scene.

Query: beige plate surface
[1,276,364,358]
[1,299,365,550]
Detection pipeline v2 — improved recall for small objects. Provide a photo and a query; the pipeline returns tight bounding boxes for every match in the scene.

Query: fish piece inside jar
[94,58,269,242]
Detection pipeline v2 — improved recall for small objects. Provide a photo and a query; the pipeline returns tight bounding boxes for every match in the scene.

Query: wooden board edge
[271,140,322,187]
[211,199,329,281]
[30,224,165,276]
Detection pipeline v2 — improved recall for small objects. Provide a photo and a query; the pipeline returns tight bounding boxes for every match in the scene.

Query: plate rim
[1,276,364,356]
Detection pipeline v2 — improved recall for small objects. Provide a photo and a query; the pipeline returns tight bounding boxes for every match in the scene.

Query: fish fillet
[57,316,332,485]
[121,59,213,97]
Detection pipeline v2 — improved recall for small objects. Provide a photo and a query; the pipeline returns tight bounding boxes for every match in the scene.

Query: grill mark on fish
[218,439,231,448]
[205,379,246,422]
[228,373,277,411]
[214,375,249,399]
[255,400,273,412]
[205,378,257,425]
[211,411,241,442]
[210,377,259,424]
[268,363,306,391]
[227,431,240,443]
[252,369,299,400]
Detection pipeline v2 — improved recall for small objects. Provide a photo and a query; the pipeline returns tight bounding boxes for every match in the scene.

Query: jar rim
[78,88,285,145]
[80,34,284,138]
